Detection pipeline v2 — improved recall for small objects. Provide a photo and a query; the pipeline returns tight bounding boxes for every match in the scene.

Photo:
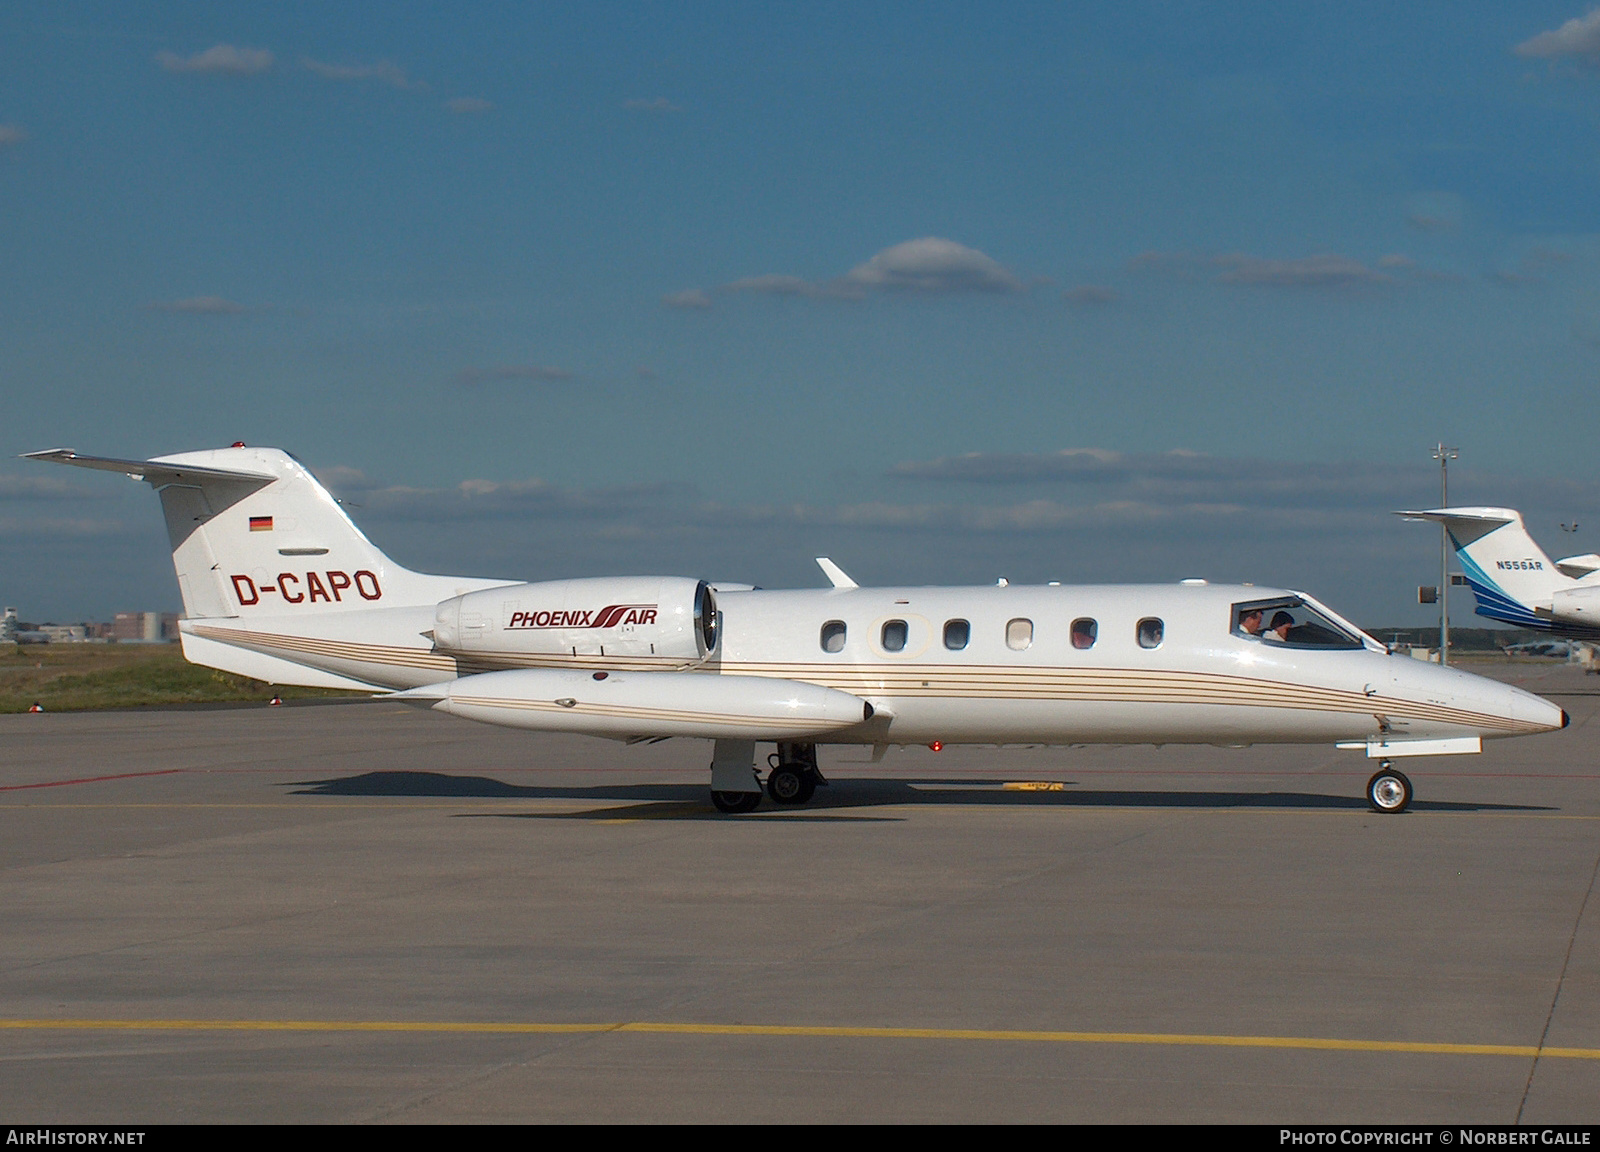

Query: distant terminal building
[2,608,177,644]
[113,612,179,642]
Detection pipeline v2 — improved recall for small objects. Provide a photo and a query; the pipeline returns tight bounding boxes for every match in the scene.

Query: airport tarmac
[1,661,1597,1123]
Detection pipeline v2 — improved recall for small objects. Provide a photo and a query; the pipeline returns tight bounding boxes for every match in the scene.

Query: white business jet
[1400,506,1600,638]
[30,446,1567,815]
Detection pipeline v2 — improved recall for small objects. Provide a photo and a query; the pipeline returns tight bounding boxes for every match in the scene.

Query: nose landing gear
[1366,761,1413,813]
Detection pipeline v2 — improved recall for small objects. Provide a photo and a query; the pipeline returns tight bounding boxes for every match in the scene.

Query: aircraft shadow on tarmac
[285,770,1549,817]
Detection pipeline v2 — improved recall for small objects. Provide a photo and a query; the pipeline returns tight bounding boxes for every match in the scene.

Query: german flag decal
[249,516,273,532]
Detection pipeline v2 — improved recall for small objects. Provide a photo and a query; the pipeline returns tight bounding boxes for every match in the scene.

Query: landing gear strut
[766,742,826,805]
[709,738,763,813]
[1366,760,1413,814]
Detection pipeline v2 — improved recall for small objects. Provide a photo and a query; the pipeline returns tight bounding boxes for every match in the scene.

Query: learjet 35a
[31,445,1568,814]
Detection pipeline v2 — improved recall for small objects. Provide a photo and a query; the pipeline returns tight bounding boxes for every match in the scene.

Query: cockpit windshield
[1232,596,1364,650]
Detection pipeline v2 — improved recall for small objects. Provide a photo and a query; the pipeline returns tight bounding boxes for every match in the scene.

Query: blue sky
[6,3,1600,625]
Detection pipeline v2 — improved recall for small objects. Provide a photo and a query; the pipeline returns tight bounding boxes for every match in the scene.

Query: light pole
[1433,443,1458,665]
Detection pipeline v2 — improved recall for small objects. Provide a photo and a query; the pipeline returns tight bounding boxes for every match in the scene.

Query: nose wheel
[1366,761,1413,813]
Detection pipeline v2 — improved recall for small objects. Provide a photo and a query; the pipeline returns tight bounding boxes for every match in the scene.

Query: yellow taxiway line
[0,1018,1595,1059]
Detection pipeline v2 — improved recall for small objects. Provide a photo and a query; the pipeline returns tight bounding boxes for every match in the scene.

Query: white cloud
[1516,10,1600,58]
[0,516,142,538]
[720,238,1024,302]
[1133,250,1394,289]
[146,296,247,315]
[888,449,1600,525]
[302,57,420,90]
[0,124,28,149]
[0,476,98,500]
[455,364,574,386]
[156,45,274,75]
[723,274,855,299]
[842,237,1024,294]
[1063,284,1117,306]
[445,96,494,114]
[290,451,1600,624]
[661,288,712,310]
[1214,253,1389,288]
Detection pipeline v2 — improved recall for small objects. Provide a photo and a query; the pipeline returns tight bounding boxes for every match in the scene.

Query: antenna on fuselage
[815,557,858,590]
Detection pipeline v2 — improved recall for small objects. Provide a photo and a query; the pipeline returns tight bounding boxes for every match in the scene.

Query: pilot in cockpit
[1267,610,1296,643]
[1238,608,1264,636]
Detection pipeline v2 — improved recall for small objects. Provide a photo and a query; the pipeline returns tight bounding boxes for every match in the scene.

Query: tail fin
[1397,506,1569,629]
[28,446,490,619]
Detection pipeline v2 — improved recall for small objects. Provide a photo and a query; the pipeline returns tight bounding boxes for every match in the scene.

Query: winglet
[815,557,858,590]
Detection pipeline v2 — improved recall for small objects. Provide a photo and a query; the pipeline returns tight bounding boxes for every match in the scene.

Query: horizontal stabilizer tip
[1393,508,1516,526]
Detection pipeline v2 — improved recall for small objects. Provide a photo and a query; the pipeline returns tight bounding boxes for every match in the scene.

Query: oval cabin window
[881,619,908,652]
[1137,617,1164,649]
[1006,618,1033,651]
[820,620,847,653]
[1071,618,1097,650]
[943,619,970,650]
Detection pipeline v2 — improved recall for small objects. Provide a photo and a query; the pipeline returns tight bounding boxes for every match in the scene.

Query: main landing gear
[708,742,827,813]
[711,790,762,814]
[1366,760,1413,814]
[765,742,827,806]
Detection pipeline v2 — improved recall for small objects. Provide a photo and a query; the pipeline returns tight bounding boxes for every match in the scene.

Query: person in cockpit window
[1267,610,1295,642]
[1238,608,1264,636]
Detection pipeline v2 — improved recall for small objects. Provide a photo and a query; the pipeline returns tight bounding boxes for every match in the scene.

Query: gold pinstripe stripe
[186,625,1544,734]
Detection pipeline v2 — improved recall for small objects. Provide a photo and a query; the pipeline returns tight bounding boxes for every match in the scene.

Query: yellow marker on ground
[1,1018,1595,1060]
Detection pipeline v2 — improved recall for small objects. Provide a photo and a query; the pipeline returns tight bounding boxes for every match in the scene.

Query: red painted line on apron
[0,768,187,792]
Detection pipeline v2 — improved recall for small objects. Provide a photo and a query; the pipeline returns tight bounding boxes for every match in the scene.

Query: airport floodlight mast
[1433,443,1458,665]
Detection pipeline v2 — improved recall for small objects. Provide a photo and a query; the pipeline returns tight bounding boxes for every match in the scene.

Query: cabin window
[1006,618,1033,651]
[943,619,970,650]
[881,619,908,652]
[1232,596,1363,650]
[1071,618,1097,650]
[1137,618,1164,649]
[820,620,847,653]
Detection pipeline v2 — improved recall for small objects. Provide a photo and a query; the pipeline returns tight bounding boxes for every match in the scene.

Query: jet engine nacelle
[1550,583,1600,626]
[432,576,716,660]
